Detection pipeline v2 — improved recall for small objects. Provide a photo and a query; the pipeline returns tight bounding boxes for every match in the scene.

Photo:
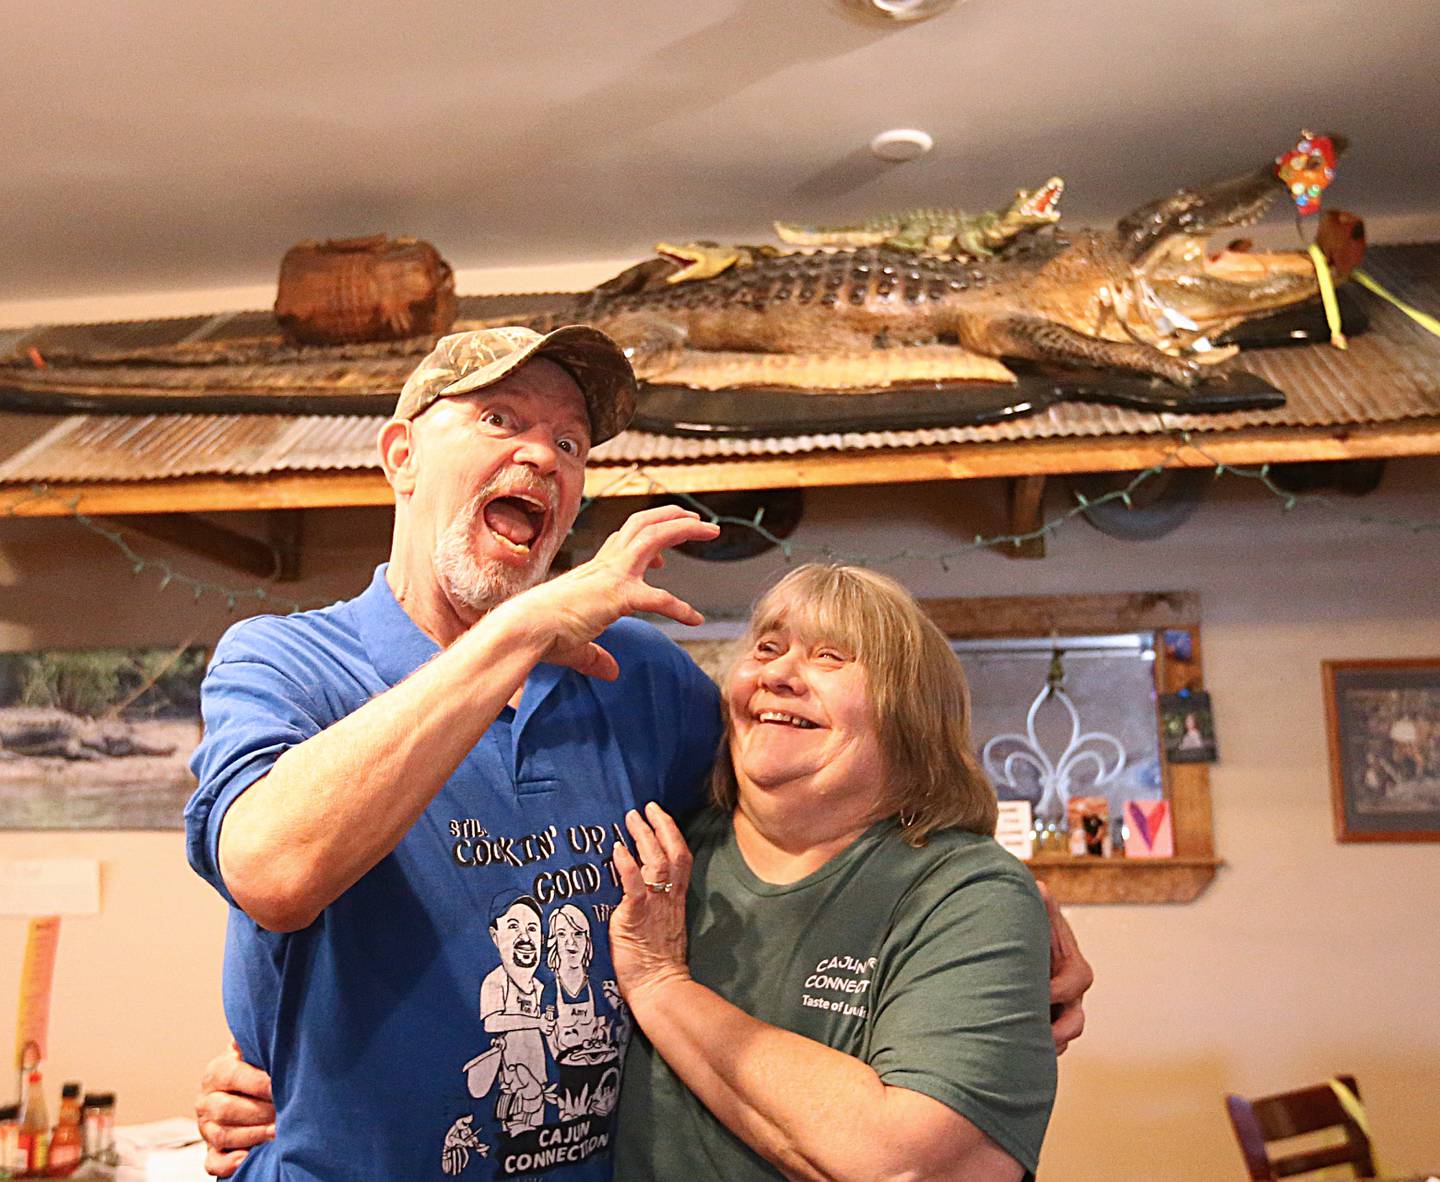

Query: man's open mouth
[481,492,549,554]
[757,710,819,730]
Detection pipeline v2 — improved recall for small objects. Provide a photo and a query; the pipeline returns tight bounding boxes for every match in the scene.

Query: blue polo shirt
[185,565,722,1182]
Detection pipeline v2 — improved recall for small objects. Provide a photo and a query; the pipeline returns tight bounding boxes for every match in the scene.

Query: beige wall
[1,460,1437,1180]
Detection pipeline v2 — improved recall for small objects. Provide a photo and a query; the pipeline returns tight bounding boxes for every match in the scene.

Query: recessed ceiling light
[845,0,960,21]
[870,128,934,162]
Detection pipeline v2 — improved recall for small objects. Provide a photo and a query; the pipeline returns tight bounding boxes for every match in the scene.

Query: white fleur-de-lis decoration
[981,653,1126,825]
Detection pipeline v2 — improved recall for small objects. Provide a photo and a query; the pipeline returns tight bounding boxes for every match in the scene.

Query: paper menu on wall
[995,801,1034,860]
[0,857,100,915]
[13,915,59,1069]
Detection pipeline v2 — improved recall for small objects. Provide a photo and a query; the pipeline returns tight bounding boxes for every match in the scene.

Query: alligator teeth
[757,711,818,729]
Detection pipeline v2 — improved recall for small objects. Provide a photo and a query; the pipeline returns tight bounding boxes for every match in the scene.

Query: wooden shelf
[3,419,1438,518]
[1027,857,1224,904]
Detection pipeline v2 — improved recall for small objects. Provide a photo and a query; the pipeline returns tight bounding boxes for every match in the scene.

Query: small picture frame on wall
[1158,690,1218,764]
[1324,657,1440,843]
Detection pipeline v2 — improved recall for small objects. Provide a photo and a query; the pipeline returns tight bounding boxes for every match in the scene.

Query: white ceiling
[5,0,1439,305]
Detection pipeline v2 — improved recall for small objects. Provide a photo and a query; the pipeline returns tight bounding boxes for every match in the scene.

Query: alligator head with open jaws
[1115,134,1353,359]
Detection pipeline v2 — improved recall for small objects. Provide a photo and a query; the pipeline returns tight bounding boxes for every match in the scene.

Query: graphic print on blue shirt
[441,820,636,1178]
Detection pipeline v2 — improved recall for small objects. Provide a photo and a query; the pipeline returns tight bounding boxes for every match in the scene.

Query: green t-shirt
[614,809,1057,1180]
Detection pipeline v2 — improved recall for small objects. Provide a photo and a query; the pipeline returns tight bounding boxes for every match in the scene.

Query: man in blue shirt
[186,326,725,1181]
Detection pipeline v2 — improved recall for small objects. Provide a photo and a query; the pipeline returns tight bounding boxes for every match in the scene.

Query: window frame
[922,590,1220,904]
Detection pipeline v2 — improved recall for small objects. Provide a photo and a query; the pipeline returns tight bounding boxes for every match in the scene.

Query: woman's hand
[609,802,694,1007]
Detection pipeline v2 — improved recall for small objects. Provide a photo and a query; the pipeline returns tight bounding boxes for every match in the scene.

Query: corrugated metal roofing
[0,414,383,482]
[2,245,1437,485]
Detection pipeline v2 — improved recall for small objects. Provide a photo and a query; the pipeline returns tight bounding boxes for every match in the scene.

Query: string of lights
[634,431,1438,570]
[5,489,306,616]
[4,432,1436,618]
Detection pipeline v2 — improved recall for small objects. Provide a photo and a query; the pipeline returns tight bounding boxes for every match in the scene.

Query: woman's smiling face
[725,598,887,813]
[712,563,1000,848]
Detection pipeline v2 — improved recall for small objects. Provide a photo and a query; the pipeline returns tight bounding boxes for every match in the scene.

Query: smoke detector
[844,0,960,21]
[870,128,934,162]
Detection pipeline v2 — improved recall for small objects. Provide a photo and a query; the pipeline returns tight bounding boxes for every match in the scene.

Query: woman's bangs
[749,572,874,662]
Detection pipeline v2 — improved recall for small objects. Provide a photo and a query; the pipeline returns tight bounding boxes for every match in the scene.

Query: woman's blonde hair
[712,563,997,846]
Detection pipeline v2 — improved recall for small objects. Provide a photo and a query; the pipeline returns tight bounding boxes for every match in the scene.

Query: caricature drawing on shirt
[546,903,605,1054]
[544,903,628,1117]
[476,893,555,1134]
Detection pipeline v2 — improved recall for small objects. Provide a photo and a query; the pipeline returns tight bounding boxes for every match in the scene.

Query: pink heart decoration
[1127,800,1167,850]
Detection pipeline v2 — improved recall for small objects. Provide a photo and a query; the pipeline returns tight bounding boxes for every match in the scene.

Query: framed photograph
[1324,657,1440,843]
[1159,690,1219,764]
[0,645,206,830]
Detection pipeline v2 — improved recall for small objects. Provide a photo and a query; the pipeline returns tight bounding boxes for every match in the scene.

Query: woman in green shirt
[609,563,1058,1181]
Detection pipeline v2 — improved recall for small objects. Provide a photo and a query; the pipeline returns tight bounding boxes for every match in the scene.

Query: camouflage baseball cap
[394,325,638,445]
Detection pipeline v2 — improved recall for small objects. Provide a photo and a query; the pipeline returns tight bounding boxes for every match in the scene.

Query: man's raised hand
[493,505,720,679]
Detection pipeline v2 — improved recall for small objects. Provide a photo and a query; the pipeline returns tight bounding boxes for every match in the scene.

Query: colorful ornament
[1275,131,1338,217]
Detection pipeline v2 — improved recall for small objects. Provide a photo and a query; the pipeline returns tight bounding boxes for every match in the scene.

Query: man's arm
[216,505,719,932]
[1040,883,1093,1055]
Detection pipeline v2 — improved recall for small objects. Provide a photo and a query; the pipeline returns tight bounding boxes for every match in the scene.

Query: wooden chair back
[1224,1075,1376,1180]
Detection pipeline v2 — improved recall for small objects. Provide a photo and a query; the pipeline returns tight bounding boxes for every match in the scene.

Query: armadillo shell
[275,234,457,346]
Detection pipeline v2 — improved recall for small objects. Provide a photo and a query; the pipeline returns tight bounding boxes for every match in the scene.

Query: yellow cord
[1307,244,1347,349]
[1353,268,1440,339]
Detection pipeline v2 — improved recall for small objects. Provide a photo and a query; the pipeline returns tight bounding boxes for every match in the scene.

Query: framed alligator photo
[0,645,206,829]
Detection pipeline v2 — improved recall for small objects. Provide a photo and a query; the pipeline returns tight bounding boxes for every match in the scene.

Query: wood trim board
[3,419,1439,518]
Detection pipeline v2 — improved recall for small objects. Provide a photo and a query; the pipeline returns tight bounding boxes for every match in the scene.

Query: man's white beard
[433,480,563,614]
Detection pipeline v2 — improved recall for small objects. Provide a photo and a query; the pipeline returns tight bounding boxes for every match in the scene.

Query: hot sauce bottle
[16,1068,49,1176]
[45,1084,82,1177]
[1,1102,23,1179]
